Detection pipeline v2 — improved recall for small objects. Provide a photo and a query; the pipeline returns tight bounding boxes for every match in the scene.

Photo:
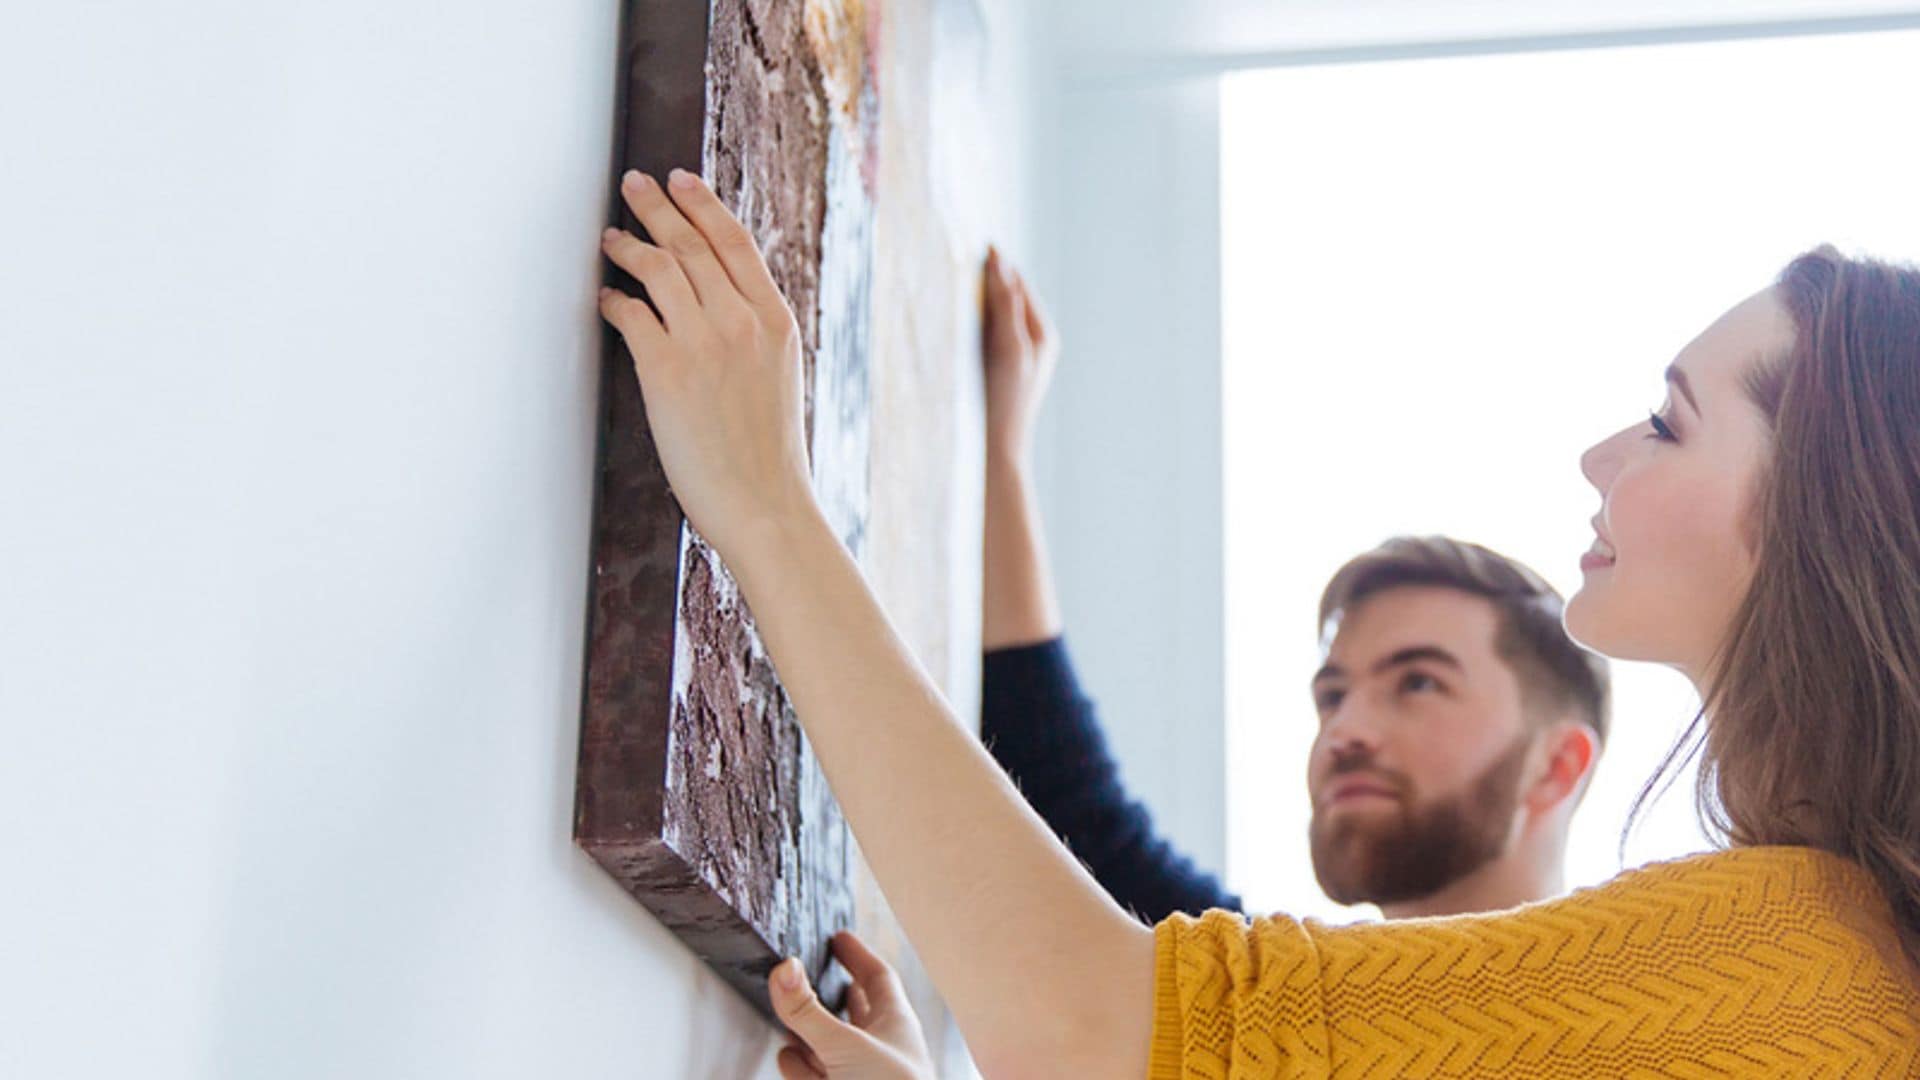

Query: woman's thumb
[770,958,850,1054]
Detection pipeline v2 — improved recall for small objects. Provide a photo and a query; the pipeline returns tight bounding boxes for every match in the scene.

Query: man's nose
[1321,697,1385,757]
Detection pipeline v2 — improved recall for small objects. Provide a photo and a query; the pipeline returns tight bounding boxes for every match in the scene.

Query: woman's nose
[1580,429,1622,492]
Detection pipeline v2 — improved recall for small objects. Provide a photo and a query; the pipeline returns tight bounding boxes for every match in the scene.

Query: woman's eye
[1646,409,1677,442]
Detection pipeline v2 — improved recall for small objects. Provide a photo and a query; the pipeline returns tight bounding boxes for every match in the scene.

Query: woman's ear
[1525,719,1599,818]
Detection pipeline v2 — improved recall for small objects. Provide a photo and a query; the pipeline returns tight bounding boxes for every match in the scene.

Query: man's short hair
[1316,535,1611,744]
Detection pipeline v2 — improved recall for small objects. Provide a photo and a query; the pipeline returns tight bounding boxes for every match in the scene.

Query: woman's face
[1566,287,1794,685]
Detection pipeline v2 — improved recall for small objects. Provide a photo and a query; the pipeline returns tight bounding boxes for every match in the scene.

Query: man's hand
[980,247,1065,648]
[769,931,936,1080]
[598,168,821,563]
[982,246,1059,469]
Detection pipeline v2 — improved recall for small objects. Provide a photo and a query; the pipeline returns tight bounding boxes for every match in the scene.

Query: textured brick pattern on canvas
[1150,846,1920,1078]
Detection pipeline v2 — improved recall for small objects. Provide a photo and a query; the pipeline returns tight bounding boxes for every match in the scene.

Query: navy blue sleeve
[980,636,1244,924]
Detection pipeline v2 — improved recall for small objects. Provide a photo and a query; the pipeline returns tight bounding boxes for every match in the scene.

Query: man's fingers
[617,170,741,312]
[1015,272,1050,347]
[983,247,1036,354]
[775,1045,825,1080]
[846,983,872,1027]
[985,245,1015,300]
[830,931,910,1013]
[663,169,787,311]
[1006,279,1033,350]
[600,228,700,332]
[983,248,1016,333]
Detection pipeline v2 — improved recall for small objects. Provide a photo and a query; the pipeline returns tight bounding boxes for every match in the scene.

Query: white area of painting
[1221,29,1920,922]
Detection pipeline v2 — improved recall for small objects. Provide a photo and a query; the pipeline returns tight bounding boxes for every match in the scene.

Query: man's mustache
[1319,755,1411,802]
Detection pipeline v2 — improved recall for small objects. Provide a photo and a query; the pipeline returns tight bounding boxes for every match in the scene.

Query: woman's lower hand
[598,168,821,562]
[769,931,936,1080]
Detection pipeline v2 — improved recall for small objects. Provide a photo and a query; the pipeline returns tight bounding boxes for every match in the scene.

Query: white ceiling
[1040,0,1920,77]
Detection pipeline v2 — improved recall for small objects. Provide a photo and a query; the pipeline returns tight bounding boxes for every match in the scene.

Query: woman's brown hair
[1639,245,1920,968]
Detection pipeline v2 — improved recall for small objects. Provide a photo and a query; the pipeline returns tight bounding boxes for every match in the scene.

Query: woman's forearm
[595,175,1149,1075]
[728,506,1153,1077]
[982,452,1064,651]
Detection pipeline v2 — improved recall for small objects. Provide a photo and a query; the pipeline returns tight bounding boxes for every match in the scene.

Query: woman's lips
[1582,535,1616,571]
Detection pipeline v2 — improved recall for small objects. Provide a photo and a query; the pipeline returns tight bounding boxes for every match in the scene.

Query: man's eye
[1315,689,1344,711]
[1401,672,1441,693]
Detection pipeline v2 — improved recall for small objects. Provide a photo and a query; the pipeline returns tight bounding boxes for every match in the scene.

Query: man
[977,247,1611,922]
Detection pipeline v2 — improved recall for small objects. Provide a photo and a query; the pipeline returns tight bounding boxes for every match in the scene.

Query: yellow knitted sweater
[1150,846,1920,1078]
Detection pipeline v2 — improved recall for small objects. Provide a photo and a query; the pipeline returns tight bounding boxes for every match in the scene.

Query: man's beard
[1309,733,1533,907]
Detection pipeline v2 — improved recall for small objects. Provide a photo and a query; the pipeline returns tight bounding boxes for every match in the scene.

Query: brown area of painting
[575,0,869,1023]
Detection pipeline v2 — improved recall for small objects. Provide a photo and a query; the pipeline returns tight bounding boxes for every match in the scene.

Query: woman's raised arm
[596,168,1154,1078]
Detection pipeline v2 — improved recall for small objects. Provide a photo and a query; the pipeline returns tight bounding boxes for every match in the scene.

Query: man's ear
[1523,719,1599,817]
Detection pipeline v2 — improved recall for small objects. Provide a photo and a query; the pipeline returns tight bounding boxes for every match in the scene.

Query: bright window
[1221,29,1920,921]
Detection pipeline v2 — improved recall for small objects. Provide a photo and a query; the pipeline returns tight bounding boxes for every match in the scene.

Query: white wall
[2,0,1044,1075]
[1022,76,1229,875]
[1,2,845,1076]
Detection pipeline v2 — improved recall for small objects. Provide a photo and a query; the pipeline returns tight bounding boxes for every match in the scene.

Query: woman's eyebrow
[1666,363,1701,415]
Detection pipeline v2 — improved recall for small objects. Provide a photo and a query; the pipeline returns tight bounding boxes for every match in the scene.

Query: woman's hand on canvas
[769,931,935,1080]
[603,182,1154,1077]
[981,245,1059,469]
[598,168,821,562]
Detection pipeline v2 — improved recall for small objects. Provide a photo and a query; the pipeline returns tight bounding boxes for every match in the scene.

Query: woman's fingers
[617,170,743,315]
[770,957,870,1063]
[775,1044,826,1080]
[600,228,701,332]
[830,931,910,1014]
[598,286,667,368]
[663,169,788,311]
[829,930,893,982]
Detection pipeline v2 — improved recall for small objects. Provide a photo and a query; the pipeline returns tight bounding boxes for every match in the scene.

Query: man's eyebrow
[1666,363,1700,416]
[1311,645,1465,685]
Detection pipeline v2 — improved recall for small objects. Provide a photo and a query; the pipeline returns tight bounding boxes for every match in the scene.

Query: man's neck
[1377,854,1562,920]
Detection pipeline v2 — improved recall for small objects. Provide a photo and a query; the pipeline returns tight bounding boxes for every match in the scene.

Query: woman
[596,167,1920,1078]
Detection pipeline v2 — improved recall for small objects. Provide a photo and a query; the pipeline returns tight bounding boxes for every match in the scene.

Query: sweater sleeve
[1150,910,1330,1079]
[981,636,1243,923]
[1148,848,1920,1079]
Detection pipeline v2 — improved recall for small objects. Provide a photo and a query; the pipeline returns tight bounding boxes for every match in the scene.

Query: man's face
[1306,585,1535,906]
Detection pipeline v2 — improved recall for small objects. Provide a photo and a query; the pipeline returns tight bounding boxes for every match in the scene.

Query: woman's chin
[1565,588,1680,665]
[1562,586,1611,656]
